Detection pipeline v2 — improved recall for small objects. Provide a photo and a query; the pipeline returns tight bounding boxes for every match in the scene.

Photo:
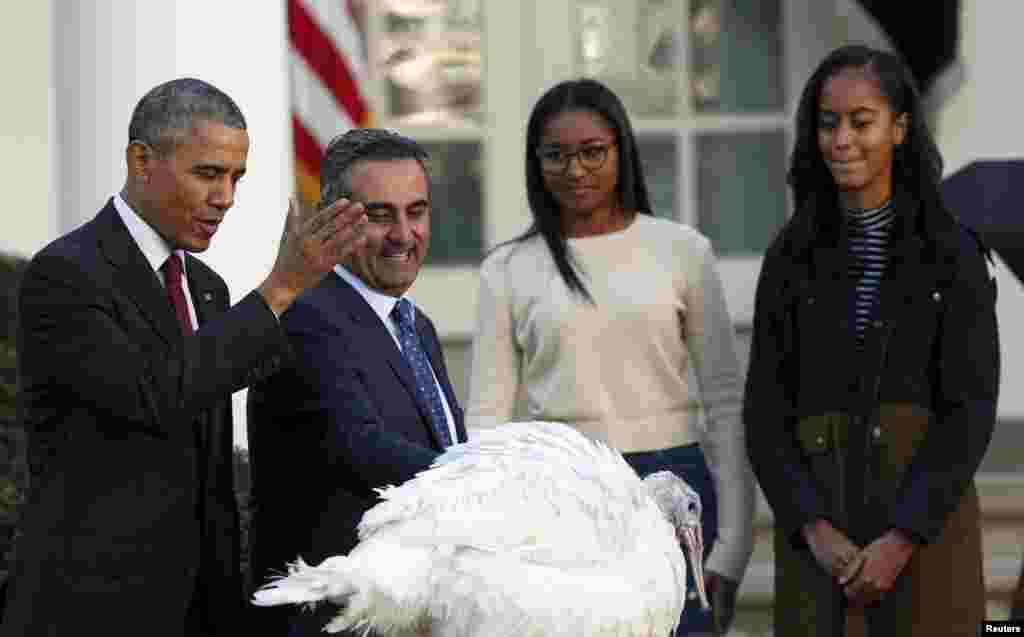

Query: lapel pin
[202,292,213,302]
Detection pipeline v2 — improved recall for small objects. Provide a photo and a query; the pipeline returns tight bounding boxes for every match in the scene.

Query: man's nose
[387,213,414,243]
[209,176,235,210]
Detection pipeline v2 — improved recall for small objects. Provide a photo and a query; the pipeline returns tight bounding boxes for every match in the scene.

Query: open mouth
[196,219,221,238]
[382,250,413,262]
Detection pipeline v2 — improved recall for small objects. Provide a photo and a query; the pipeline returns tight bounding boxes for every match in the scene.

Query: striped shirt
[846,200,895,344]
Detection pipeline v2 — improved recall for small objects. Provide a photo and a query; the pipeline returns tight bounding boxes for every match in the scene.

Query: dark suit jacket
[246,272,465,621]
[1,201,290,637]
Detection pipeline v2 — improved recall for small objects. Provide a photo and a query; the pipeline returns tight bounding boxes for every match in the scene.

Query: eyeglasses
[536,142,616,174]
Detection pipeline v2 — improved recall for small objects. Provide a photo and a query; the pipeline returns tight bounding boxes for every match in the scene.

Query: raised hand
[259,196,367,315]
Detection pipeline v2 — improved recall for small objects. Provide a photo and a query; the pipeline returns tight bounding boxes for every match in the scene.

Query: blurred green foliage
[234,446,253,588]
[0,254,26,580]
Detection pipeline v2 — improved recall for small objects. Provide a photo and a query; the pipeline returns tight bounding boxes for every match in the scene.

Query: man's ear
[126,140,154,184]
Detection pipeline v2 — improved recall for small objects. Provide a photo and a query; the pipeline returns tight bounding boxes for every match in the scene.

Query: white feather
[253,421,695,637]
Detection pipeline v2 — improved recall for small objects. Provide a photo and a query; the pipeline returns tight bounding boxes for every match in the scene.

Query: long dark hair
[786,44,955,251]
[508,78,653,303]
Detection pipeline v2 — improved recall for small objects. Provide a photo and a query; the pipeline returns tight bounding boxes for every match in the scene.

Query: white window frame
[359,0,836,339]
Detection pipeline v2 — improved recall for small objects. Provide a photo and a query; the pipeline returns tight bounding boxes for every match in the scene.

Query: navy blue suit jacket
[247,272,466,592]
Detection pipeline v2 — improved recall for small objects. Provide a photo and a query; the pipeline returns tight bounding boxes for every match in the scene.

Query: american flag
[288,0,372,203]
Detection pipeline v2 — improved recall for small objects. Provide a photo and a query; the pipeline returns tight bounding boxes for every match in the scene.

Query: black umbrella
[944,162,1024,619]
[941,159,1024,283]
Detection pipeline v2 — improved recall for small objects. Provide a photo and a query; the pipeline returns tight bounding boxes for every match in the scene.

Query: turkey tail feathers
[252,556,356,608]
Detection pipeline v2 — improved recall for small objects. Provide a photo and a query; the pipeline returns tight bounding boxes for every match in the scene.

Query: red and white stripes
[288,0,371,202]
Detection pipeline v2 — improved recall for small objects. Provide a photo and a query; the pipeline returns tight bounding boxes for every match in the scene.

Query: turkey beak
[678,524,709,610]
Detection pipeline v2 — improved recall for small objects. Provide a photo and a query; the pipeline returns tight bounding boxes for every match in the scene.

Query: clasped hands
[802,519,917,608]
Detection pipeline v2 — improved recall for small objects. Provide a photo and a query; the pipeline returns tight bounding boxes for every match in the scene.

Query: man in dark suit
[247,129,467,636]
[1,78,368,637]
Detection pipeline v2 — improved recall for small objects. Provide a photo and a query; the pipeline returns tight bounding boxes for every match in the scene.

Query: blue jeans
[624,443,718,636]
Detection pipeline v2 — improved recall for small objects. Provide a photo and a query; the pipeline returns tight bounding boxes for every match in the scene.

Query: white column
[0,0,57,258]
[54,1,179,229]
[54,0,293,448]
[936,1,1024,170]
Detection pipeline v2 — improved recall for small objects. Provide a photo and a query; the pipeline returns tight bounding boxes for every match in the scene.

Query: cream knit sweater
[466,214,754,580]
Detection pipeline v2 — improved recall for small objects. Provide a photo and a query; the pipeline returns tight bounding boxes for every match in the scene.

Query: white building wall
[0,1,57,258]
[3,0,1023,445]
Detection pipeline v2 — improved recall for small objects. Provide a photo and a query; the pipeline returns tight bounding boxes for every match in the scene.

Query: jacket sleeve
[685,236,755,581]
[465,253,522,432]
[888,231,999,543]
[18,253,288,436]
[742,245,831,547]
[285,320,438,492]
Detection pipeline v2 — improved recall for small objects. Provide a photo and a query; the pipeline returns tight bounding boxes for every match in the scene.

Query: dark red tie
[161,254,194,336]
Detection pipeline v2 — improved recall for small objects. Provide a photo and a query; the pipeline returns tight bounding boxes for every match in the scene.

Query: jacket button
[807,297,816,305]
[932,290,942,301]
[816,436,825,445]
[872,426,881,439]
[872,319,884,329]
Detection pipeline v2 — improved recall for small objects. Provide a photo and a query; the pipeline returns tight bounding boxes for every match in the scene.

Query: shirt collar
[113,193,188,277]
[333,264,410,324]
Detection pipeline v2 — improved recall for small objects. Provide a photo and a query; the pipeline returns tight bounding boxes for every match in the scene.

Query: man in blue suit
[247,129,467,636]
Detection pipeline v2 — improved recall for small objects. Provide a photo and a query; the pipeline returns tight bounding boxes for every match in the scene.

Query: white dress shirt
[334,265,457,446]
[113,193,199,330]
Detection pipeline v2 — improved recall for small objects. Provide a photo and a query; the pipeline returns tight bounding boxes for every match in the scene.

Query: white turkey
[252,420,708,637]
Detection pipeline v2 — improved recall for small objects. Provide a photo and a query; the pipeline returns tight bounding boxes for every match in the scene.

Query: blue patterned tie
[391,298,452,447]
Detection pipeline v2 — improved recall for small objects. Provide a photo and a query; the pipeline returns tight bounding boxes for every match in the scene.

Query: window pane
[372,0,483,125]
[635,135,678,220]
[696,131,787,255]
[690,0,783,113]
[421,141,483,264]
[574,1,687,117]
[573,0,782,116]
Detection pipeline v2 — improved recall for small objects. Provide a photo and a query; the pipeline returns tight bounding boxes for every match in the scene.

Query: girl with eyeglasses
[466,78,755,635]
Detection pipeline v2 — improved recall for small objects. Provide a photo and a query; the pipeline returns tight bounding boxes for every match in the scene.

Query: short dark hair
[513,78,653,303]
[128,78,246,155]
[319,128,430,210]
